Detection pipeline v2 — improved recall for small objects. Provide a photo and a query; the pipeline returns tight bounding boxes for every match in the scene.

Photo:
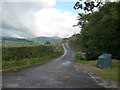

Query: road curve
[2,43,102,88]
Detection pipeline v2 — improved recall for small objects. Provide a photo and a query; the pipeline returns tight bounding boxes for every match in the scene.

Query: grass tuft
[76,55,95,64]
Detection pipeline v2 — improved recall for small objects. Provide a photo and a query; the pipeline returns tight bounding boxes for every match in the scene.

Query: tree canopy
[71,1,120,59]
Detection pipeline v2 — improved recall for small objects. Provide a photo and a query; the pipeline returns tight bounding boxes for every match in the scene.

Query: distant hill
[28,36,63,44]
[1,36,34,47]
[1,36,63,46]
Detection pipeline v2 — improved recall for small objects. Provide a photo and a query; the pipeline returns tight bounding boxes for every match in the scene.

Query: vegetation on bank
[69,34,81,52]
[2,44,63,70]
[2,45,57,60]
[76,55,95,64]
[2,55,53,69]
[70,2,120,60]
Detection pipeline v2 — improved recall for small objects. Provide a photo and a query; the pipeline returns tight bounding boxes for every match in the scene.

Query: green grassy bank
[2,55,53,69]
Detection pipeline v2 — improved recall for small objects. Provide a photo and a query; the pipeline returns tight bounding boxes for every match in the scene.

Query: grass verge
[76,54,119,83]
[93,60,119,83]
[2,55,54,70]
[76,55,95,64]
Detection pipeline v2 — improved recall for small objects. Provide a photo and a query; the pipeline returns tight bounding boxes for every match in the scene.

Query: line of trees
[71,1,120,59]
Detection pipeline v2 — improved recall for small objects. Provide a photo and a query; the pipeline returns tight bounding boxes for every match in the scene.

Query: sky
[1,0,81,38]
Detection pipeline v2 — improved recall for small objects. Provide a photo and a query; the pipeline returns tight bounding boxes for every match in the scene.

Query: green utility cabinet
[97,53,112,68]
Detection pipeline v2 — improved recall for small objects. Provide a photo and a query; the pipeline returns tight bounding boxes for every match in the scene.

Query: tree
[44,41,51,45]
[74,0,102,13]
[73,0,105,28]
[73,1,120,59]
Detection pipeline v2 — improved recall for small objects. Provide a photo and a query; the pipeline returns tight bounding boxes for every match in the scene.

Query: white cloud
[33,8,79,38]
[2,0,56,8]
[2,1,80,38]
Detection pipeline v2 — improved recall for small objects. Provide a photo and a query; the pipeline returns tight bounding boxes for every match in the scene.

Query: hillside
[28,36,63,44]
[1,36,33,47]
[1,36,63,46]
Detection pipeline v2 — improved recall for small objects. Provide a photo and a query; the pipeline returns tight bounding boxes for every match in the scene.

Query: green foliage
[2,45,55,60]
[73,2,120,59]
[69,34,81,52]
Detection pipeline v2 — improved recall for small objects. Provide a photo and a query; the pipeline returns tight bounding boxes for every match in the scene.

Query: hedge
[2,45,54,61]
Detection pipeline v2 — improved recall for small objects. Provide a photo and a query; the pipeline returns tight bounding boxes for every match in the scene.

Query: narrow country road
[2,43,103,88]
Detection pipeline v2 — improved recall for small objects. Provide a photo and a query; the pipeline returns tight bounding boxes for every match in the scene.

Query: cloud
[2,2,37,38]
[2,0,56,8]
[2,1,80,38]
[33,8,79,38]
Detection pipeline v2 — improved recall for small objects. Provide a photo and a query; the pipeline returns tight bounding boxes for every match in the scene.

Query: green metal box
[97,53,112,68]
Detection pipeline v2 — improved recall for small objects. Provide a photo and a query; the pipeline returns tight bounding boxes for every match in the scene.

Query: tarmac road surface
[2,43,103,88]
